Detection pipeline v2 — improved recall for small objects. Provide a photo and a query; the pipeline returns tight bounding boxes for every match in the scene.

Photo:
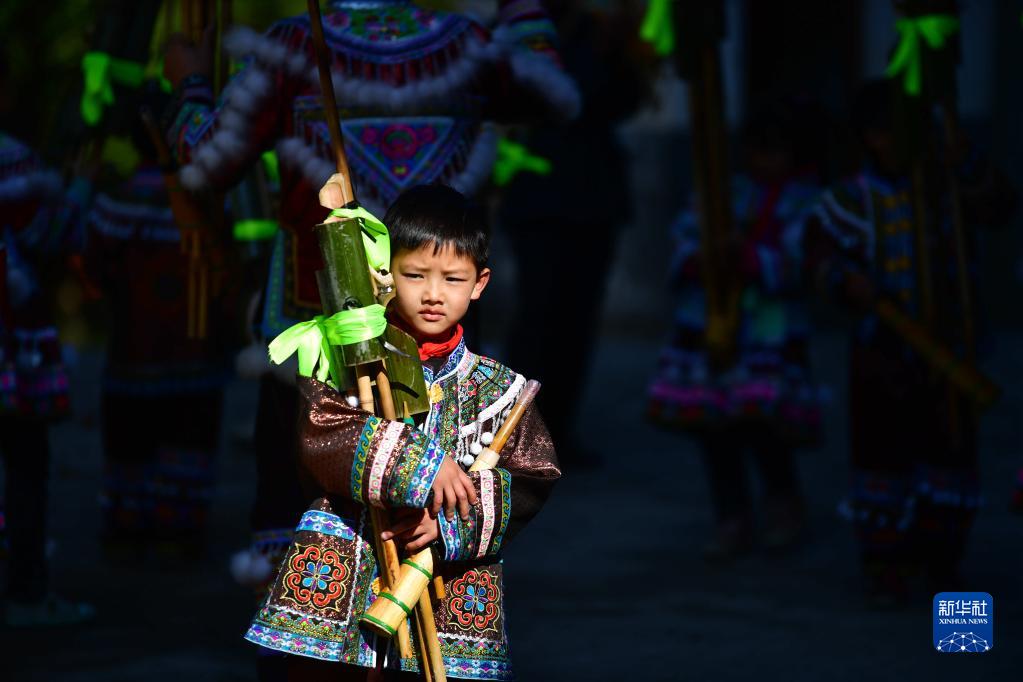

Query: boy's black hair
[383,184,489,271]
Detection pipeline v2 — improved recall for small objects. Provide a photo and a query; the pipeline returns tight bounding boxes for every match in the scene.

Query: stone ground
[3,327,1022,681]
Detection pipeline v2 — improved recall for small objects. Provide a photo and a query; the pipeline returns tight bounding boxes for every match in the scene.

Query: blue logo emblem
[933,592,993,653]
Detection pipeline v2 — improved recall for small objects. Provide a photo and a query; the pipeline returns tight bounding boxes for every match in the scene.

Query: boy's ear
[470,267,491,301]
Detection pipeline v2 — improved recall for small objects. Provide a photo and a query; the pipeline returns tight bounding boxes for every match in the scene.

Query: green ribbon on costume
[885,15,959,96]
[640,0,675,57]
[261,150,281,185]
[493,138,552,187]
[81,52,173,126]
[233,218,279,242]
[329,206,390,273]
[268,305,388,384]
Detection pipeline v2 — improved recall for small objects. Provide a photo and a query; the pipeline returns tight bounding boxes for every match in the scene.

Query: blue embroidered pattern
[351,417,382,502]
[296,510,357,540]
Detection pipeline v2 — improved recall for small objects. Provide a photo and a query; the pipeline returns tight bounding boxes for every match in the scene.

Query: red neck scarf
[388,311,464,361]
[417,324,464,362]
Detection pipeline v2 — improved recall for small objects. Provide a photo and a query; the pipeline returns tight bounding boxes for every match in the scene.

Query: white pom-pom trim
[230,549,274,587]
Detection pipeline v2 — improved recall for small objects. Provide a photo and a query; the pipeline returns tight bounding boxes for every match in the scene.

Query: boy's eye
[446,277,467,283]
[403,273,424,279]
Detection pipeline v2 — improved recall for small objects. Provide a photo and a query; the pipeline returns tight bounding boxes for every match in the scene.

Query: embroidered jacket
[164,0,579,339]
[245,338,560,680]
[648,175,823,444]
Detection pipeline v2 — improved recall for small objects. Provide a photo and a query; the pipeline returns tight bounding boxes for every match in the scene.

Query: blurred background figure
[499,0,650,470]
[648,99,824,560]
[802,78,1015,606]
[80,82,235,556]
[0,51,93,625]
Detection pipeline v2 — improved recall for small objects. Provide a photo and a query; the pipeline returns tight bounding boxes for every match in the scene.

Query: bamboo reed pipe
[366,382,542,640]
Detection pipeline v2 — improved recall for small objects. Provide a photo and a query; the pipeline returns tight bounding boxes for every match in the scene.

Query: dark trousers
[700,429,801,523]
[1,416,49,601]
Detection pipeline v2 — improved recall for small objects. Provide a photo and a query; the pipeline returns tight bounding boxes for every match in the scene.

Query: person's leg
[750,432,805,550]
[913,393,980,591]
[0,416,49,602]
[151,389,224,544]
[847,343,919,605]
[100,392,155,544]
[0,415,92,624]
[699,431,754,560]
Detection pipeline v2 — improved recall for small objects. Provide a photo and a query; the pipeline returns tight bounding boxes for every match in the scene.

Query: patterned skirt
[647,347,822,447]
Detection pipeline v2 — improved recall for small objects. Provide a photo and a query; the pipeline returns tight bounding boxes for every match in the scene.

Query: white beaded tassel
[480,431,494,446]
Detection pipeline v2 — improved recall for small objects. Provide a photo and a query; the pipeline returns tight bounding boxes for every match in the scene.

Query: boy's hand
[319,173,348,222]
[381,508,439,553]
[430,457,477,522]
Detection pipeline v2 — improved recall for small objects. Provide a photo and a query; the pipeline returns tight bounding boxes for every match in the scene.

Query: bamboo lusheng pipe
[361,381,543,641]
[307,0,355,206]
[938,108,975,364]
[681,6,739,371]
[874,299,998,409]
[305,1,442,675]
[375,368,443,680]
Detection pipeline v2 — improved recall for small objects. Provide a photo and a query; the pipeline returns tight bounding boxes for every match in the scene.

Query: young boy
[245,183,561,681]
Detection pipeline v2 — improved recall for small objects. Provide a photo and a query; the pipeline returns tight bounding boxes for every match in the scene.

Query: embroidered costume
[162,0,577,583]
[83,164,233,541]
[803,152,1014,589]
[165,0,578,339]
[245,338,560,680]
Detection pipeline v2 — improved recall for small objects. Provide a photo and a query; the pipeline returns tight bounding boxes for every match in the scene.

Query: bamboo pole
[305,1,443,676]
[362,381,542,655]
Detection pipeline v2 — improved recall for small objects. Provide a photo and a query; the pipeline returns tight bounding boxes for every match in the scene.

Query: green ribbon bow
[81,51,172,126]
[233,219,279,242]
[330,206,390,273]
[885,15,960,96]
[493,139,552,187]
[82,52,145,126]
[261,150,281,185]
[268,205,392,383]
[268,305,388,384]
[640,0,675,57]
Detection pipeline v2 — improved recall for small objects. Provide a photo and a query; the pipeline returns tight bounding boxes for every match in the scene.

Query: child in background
[246,183,561,681]
[802,80,1015,604]
[649,105,823,560]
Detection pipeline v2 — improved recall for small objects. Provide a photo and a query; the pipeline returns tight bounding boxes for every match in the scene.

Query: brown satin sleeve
[495,402,561,544]
[296,376,368,497]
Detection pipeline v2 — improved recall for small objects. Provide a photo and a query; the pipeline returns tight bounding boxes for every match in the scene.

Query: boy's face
[391,243,490,341]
